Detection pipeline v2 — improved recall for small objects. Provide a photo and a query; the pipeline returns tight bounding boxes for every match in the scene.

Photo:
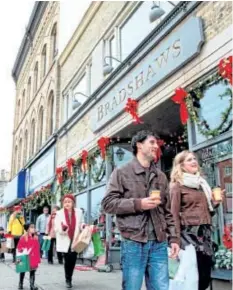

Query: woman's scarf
[64,208,76,240]
[182,172,213,212]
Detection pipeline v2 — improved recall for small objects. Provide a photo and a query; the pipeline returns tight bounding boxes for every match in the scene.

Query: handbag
[16,250,30,273]
[42,236,51,252]
[72,227,92,254]
[92,232,105,257]
[82,241,94,259]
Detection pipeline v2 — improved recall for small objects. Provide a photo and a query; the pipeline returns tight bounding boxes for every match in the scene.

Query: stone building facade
[11,2,59,178]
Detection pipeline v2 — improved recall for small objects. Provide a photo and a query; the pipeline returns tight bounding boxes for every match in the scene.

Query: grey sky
[0,1,34,171]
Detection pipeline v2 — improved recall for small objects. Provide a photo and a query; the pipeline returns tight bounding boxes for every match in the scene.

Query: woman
[170,150,224,290]
[8,205,25,263]
[17,223,40,290]
[45,206,63,265]
[55,194,84,289]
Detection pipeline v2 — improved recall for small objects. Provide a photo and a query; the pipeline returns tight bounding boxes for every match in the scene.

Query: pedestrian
[36,206,50,258]
[0,226,6,262]
[101,130,180,290]
[45,205,63,264]
[170,150,224,290]
[17,223,40,290]
[55,194,84,289]
[7,205,25,263]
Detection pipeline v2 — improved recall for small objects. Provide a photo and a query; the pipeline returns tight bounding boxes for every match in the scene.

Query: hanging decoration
[80,150,88,172]
[66,158,76,177]
[223,224,233,250]
[154,139,165,162]
[124,98,143,124]
[171,88,189,125]
[218,56,232,85]
[56,167,63,185]
[97,137,110,160]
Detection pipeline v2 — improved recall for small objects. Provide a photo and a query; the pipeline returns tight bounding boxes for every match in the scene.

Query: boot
[18,272,25,289]
[30,271,38,290]
[66,280,72,288]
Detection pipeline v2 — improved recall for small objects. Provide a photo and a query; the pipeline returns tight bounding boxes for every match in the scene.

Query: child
[0,226,6,262]
[16,223,40,290]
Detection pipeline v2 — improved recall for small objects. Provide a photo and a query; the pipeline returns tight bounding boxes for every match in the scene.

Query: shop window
[113,146,133,168]
[192,81,232,145]
[90,186,105,224]
[90,155,106,185]
[75,167,88,193]
[224,166,232,177]
[120,2,174,60]
[76,192,88,223]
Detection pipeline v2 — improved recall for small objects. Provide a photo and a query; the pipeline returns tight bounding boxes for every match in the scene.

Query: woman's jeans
[121,240,169,290]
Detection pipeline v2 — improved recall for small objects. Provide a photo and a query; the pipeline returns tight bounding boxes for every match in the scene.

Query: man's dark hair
[43,206,49,210]
[131,130,159,156]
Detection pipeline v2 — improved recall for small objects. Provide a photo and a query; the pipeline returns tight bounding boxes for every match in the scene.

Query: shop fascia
[90,16,204,132]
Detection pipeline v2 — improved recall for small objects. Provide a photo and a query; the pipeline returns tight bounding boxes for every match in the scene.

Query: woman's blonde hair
[170,150,201,184]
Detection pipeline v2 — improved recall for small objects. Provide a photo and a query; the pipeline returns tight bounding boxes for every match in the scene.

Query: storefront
[56,1,232,271]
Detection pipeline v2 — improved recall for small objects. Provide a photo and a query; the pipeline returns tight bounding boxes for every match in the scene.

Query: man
[102,130,180,290]
[36,206,50,257]
[7,205,25,263]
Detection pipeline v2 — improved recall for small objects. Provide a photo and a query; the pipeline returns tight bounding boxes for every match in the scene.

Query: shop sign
[27,147,55,194]
[90,16,204,132]
[200,139,232,162]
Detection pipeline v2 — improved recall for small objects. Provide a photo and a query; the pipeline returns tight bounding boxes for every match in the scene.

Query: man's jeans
[121,239,169,290]
[39,233,47,258]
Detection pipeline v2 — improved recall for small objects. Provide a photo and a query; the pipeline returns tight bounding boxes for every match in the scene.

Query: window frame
[42,44,47,78]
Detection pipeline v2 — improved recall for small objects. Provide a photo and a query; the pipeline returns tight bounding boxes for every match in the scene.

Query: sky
[0,1,34,171]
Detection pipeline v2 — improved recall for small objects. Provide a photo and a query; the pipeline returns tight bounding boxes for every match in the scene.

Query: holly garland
[172,66,232,138]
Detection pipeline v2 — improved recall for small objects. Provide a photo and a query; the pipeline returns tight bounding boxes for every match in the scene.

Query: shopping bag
[92,232,105,257]
[168,258,180,279]
[42,236,51,252]
[16,250,30,273]
[0,242,7,253]
[83,241,95,259]
[72,227,92,253]
[5,234,14,249]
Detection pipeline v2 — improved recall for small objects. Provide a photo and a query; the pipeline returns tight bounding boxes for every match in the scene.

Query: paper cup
[150,190,161,199]
[213,187,222,201]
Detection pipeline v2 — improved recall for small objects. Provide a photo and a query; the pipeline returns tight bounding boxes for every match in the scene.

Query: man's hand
[141,197,161,210]
[169,243,180,259]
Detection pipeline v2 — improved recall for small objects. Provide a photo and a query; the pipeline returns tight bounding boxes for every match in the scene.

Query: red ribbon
[171,88,189,125]
[124,98,143,124]
[56,167,63,185]
[97,137,110,159]
[218,56,232,85]
[80,150,88,172]
[154,139,165,162]
[66,158,75,177]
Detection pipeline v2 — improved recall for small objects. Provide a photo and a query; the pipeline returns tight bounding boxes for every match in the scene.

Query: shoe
[66,281,72,288]
[18,282,23,290]
[18,273,25,289]
[48,261,53,264]
[30,271,38,290]
[58,260,63,265]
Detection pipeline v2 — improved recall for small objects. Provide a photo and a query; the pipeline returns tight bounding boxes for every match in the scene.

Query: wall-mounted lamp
[103,56,123,76]
[116,147,125,161]
[72,92,89,110]
[149,2,165,23]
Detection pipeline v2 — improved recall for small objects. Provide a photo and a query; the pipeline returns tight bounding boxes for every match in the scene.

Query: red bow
[218,56,232,85]
[124,98,143,124]
[171,88,189,125]
[80,150,88,172]
[66,158,75,177]
[154,139,165,162]
[56,167,63,185]
[223,224,232,250]
[97,137,110,159]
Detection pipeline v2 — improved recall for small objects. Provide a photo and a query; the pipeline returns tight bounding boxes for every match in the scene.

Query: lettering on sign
[90,17,204,132]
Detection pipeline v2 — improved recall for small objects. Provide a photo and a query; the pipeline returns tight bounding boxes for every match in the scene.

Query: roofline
[11,2,48,83]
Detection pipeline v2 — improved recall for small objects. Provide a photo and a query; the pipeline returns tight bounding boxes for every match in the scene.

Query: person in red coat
[17,223,40,290]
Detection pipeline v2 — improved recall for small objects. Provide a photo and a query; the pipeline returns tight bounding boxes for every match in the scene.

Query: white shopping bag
[6,237,15,249]
[82,241,94,259]
[169,244,198,290]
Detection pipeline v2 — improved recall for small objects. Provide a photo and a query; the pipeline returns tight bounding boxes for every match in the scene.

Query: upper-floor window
[38,106,44,148]
[14,145,18,175]
[30,119,36,156]
[24,130,28,165]
[48,91,54,136]
[22,89,26,117]
[72,74,88,112]
[18,138,23,171]
[42,45,47,78]
[51,23,57,59]
[27,77,31,106]
[33,62,39,94]
[17,99,21,126]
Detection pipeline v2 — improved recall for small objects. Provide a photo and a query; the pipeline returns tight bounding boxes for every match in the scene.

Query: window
[27,77,31,106]
[224,167,232,177]
[104,34,118,71]
[14,145,18,175]
[38,107,44,148]
[18,138,22,170]
[16,99,21,125]
[48,91,54,136]
[42,45,47,77]
[24,130,28,164]
[22,90,26,117]
[33,62,39,94]
[90,186,105,224]
[51,23,57,59]
[30,119,36,156]
[120,2,174,60]
[76,192,88,223]
[63,94,69,124]
[72,74,88,112]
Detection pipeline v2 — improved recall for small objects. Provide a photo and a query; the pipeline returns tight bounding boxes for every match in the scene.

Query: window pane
[113,146,133,168]
[109,35,117,69]
[90,155,106,185]
[76,192,88,223]
[73,74,88,110]
[120,2,174,60]
[90,186,105,224]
